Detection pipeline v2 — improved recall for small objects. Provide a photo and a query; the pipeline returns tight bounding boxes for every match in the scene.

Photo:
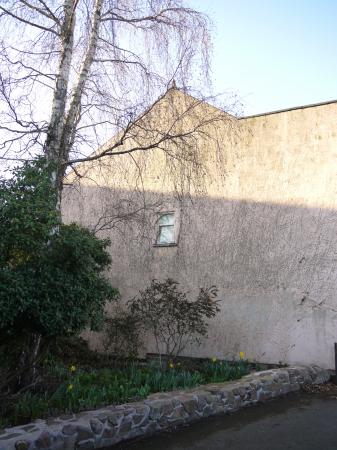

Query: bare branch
[0,0,233,213]
[0,5,59,35]
[19,0,60,24]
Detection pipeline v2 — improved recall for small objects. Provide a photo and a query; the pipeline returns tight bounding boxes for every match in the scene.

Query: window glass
[156,213,175,244]
[158,214,174,226]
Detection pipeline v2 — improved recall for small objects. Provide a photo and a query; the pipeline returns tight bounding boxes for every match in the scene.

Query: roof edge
[240,99,337,120]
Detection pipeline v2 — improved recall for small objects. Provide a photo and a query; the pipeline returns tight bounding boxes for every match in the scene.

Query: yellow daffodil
[69,365,76,373]
[239,351,245,360]
[168,362,174,369]
[211,357,217,363]
[67,384,73,391]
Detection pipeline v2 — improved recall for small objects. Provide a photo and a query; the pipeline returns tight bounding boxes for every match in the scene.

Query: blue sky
[191,0,337,115]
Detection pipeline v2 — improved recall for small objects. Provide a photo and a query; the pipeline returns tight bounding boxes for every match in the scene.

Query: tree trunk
[60,0,103,168]
[16,332,42,391]
[44,0,102,206]
[44,0,75,204]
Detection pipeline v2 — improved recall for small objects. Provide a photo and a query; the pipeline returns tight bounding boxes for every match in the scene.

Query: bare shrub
[129,278,220,360]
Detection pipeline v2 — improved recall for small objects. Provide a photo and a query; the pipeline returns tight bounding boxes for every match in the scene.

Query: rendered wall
[62,92,337,369]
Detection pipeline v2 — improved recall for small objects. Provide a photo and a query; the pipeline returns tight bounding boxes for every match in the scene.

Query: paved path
[114,392,337,450]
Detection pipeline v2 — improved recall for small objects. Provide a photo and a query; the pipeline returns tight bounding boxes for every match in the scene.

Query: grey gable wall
[62,95,337,369]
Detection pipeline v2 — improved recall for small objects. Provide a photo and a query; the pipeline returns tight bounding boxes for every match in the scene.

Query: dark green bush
[0,159,118,389]
[0,159,118,339]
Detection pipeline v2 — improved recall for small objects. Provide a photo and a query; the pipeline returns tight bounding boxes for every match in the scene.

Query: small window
[156,213,175,245]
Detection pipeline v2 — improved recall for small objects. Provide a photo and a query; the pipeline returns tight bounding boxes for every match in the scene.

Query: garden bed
[0,365,330,450]
[0,338,251,429]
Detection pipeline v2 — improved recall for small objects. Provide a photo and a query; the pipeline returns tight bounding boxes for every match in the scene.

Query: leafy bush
[129,279,220,359]
[0,160,118,339]
[0,159,118,387]
[0,158,59,269]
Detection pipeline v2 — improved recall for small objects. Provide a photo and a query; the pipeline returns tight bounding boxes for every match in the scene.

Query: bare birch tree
[0,0,237,211]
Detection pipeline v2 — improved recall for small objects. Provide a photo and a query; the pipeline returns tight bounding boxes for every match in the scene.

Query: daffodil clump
[201,353,249,383]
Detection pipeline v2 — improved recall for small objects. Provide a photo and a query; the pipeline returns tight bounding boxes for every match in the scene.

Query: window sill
[153,243,177,248]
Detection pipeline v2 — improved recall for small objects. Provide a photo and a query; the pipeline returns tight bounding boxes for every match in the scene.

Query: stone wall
[1,365,330,450]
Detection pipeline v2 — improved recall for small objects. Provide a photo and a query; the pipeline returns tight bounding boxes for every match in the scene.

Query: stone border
[1,365,330,450]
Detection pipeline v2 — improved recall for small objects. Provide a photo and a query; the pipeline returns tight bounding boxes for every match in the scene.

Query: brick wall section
[1,365,330,450]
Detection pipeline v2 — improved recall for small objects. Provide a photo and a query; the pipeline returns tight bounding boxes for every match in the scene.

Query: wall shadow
[62,185,337,368]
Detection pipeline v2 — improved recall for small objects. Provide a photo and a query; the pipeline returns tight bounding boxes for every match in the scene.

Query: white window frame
[155,212,177,246]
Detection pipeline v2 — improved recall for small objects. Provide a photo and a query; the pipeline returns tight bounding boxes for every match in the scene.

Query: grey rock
[89,418,103,435]
[0,434,23,441]
[134,405,150,416]
[62,424,77,436]
[21,426,37,433]
[95,413,108,424]
[169,406,188,422]
[118,418,132,435]
[107,412,123,427]
[176,395,198,414]
[132,414,148,427]
[100,437,119,448]
[35,431,52,449]
[59,414,74,421]
[124,428,143,440]
[75,426,92,442]
[202,404,216,417]
[141,421,158,436]
[15,440,30,450]
[147,399,174,420]
[101,426,117,440]
[75,439,95,449]
[63,434,77,450]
